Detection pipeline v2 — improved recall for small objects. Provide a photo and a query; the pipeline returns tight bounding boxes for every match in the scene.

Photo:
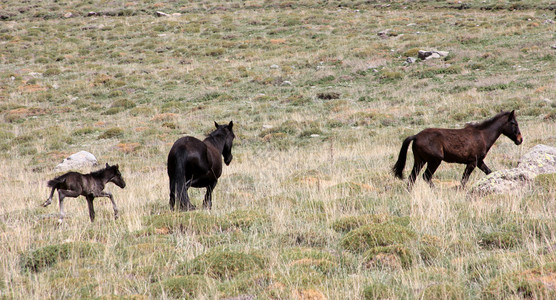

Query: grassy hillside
[1,1,555,299]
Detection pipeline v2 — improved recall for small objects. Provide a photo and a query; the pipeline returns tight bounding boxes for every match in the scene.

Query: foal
[43,163,126,222]
[393,111,523,189]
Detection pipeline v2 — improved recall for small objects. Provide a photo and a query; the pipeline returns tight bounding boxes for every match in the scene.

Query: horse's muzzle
[224,155,233,166]
[515,134,523,145]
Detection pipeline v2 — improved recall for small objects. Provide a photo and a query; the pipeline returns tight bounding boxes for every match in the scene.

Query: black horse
[393,111,522,189]
[43,163,126,222]
[167,121,235,210]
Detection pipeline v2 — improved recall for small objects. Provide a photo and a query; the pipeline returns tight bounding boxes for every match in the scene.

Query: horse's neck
[204,135,224,154]
[480,118,505,147]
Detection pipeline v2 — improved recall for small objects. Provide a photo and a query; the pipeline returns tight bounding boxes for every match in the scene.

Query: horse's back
[168,136,212,177]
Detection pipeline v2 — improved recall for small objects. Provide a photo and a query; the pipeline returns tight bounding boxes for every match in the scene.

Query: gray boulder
[54,151,98,172]
[472,145,556,194]
[517,144,556,175]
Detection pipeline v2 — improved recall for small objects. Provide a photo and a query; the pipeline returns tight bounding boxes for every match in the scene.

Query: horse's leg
[461,163,477,187]
[478,160,492,175]
[423,160,441,188]
[178,180,196,211]
[86,195,95,222]
[43,187,57,207]
[408,156,425,190]
[203,181,217,210]
[57,189,80,222]
[97,191,118,220]
[169,176,176,211]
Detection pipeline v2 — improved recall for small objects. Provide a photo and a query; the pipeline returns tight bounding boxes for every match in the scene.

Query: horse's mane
[90,166,112,178]
[465,111,509,129]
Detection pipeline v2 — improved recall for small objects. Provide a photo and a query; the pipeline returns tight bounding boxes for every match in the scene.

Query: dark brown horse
[393,111,522,189]
[43,163,126,222]
[167,121,235,210]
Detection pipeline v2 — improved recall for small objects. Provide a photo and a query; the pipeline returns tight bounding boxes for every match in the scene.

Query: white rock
[54,151,98,172]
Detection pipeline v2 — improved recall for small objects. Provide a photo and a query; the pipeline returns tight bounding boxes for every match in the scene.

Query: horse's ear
[115,164,119,169]
[215,121,219,128]
[509,110,515,119]
[228,121,233,130]
[106,163,109,168]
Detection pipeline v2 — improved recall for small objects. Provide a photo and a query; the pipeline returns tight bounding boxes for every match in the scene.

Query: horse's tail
[168,149,187,204]
[47,176,66,189]
[392,135,416,179]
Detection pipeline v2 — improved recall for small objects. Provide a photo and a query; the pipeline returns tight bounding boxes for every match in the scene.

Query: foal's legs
[43,187,57,207]
[86,195,95,222]
[461,162,477,187]
[478,160,492,175]
[423,160,441,188]
[57,189,80,222]
[96,191,119,220]
[203,182,217,210]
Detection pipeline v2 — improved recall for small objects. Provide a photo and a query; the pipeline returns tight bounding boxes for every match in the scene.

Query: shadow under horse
[167,121,235,210]
[393,110,523,189]
[43,163,126,222]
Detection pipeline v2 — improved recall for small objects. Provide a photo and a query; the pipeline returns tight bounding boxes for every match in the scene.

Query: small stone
[87,11,97,17]
[262,125,273,129]
[310,134,320,138]
[156,11,170,17]
[63,12,73,18]
[270,64,279,69]
[425,53,441,60]
[281,80,292,86]
[406,57,417,64]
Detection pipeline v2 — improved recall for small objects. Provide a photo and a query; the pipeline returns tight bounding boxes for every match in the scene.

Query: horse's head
[106,163,126,188]
[501,110,523,145]
[215,121,235,165]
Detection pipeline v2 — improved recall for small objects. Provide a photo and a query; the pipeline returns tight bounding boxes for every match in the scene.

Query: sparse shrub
[184,249,267,279]
[403,48,421,57]
[71,127,96,136]
[98,127,124,139]
[379,70,404,81]
[20,242,104,273]
[340,223,416,252]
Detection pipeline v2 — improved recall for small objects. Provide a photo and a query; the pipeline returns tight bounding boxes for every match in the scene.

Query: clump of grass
[221,209,270,231]
[363,245,413,269]
[159,275,208,299]
[183,248,267,279]
[111,99,136,109]
[478,231,521,249]
[331,214,410,233]
[340,223,416,252]
[20,242,104,273]
[420,283,465,300]
[281,247,336,274]
[482,263,556,299]
[98,127,124,139]
[363,282,406,299]
[143,211,220,234]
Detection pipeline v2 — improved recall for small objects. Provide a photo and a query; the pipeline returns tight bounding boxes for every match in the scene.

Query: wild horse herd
[44,111,522,222]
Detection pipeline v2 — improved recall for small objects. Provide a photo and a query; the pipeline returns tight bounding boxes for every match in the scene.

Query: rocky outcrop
[472,145,556,194]
[54,151,98,172]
